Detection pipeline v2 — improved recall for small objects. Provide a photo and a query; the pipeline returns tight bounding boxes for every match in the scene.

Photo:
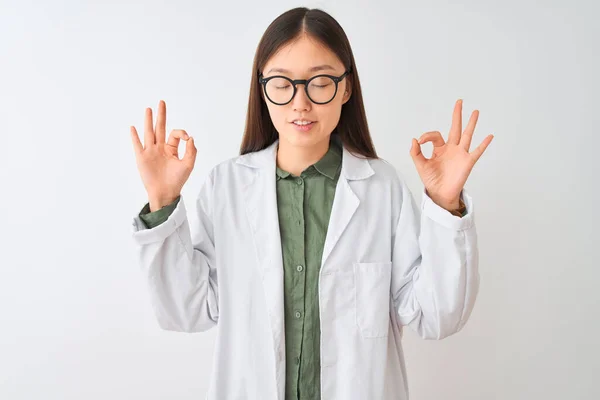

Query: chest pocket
[353,261,392,338]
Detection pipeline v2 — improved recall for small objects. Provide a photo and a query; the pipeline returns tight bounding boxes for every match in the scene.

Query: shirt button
[295,311,302,319]
[296,265,304,272]
[297,179,303,185]
[295,356,300,365]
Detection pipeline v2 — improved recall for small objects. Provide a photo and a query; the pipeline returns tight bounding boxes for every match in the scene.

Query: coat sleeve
[131,170,219,333]
[390,174,479,340]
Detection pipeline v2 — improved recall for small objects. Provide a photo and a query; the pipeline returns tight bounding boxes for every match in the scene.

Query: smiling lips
[292,119,314,125]
[290,119,316,131]
[291,118,316,132]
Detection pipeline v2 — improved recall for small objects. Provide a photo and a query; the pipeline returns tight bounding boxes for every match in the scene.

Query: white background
[1,0,598,399]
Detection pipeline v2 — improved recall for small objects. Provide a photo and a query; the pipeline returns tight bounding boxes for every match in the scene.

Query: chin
[281,128,329,147]
[284,134,323,148]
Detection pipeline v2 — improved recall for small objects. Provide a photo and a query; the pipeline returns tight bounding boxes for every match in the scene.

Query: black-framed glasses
[259,68,351,105]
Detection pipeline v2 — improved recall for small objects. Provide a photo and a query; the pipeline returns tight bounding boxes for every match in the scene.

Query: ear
[342,81,352,104]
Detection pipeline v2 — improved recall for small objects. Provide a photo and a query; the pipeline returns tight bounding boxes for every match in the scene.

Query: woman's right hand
[130,100,197,212]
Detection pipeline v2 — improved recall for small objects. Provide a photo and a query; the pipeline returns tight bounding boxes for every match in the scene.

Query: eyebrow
[265,64,337,75]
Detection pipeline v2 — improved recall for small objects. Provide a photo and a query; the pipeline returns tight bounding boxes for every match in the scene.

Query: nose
[291,83,311,111]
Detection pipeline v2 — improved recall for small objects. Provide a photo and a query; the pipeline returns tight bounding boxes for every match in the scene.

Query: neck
[276,136,331,176]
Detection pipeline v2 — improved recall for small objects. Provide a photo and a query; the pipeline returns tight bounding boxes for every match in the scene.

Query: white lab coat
[131,135,479,400]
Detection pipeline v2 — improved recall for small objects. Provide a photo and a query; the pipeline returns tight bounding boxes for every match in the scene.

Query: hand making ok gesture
[130,100,197,211]
[410,99,494,210]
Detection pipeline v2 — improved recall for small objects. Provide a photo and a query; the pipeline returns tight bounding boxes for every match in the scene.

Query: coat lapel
[238,141,286,398]
[320,136,375,271]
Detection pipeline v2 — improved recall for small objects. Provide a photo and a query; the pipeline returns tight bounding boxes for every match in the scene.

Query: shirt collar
[236,133,374,182]
[275,138,342,181]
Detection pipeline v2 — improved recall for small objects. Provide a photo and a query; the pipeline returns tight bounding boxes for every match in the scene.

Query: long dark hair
[239,7,378,159]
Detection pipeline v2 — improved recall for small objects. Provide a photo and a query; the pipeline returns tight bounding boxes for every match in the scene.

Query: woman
[130,7,493,400]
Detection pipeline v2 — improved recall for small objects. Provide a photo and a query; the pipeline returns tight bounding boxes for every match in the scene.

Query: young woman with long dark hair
[130,7,493,400]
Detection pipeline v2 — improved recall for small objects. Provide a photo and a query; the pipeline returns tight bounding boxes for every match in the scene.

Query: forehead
[263,35,344,76]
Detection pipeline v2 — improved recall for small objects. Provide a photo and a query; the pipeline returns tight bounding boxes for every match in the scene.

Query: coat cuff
[421,188,474,231]
[138,195,181,229]
[131,194,188,245]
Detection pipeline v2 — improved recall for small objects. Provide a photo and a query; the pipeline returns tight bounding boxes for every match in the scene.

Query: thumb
[183,136,197,167]
[409,138,426,169]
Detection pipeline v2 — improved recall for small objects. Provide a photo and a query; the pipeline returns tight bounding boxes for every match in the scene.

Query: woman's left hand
[410,99,494,210]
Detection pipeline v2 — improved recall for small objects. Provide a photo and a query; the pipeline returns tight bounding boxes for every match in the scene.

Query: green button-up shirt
[138,139,342,400]
[275,141,341,400]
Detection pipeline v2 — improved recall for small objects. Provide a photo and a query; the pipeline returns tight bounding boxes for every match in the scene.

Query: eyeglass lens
[265,76,337,104]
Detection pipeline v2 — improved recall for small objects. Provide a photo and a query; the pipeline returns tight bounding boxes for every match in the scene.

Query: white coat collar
[235,134,374,181]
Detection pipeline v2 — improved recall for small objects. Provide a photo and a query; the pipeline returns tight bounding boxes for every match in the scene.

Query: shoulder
[205,153,254,179]
[197,153,260,199]
[364,157,416,213]
[194,154,253,210]
[366,157,408,189]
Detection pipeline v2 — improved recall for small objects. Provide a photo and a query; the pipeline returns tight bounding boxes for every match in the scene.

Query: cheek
[319,104,343,128]
[265,103,287,126]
